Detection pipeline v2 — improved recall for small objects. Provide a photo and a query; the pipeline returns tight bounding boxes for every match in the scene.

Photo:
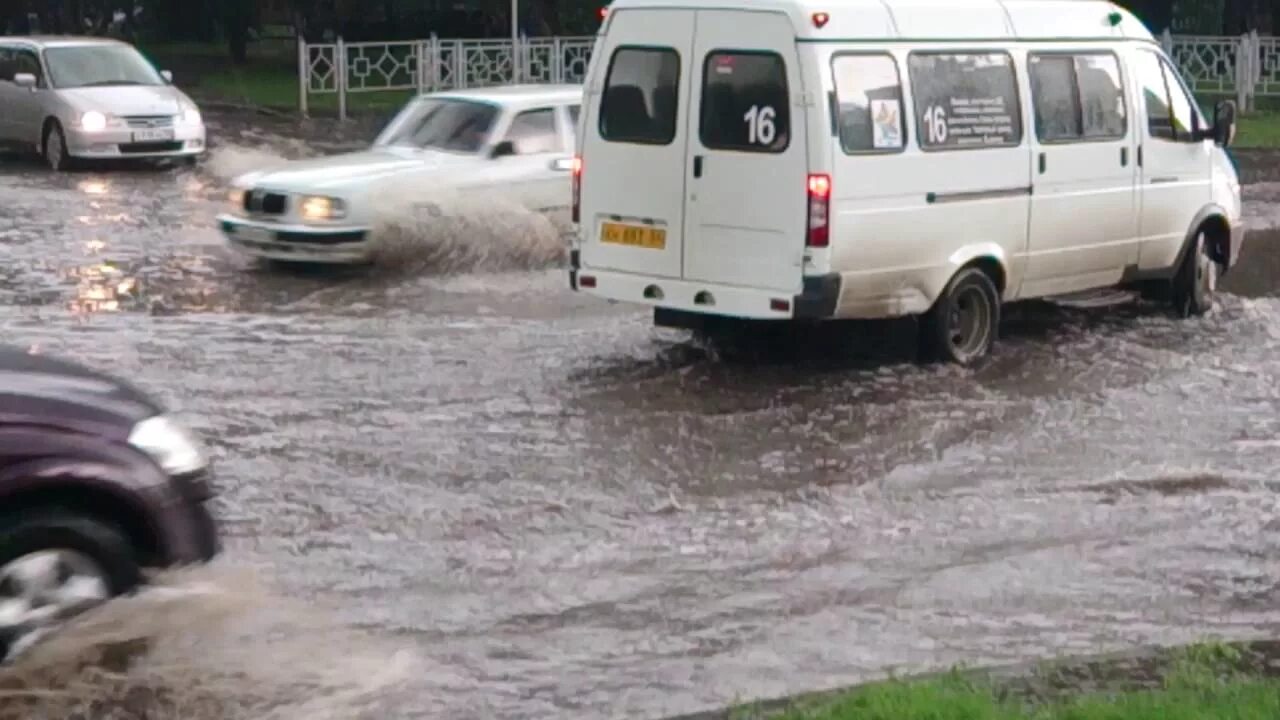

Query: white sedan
[218,84,582,264]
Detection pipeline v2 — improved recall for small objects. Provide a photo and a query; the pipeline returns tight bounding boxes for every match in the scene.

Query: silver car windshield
[44,46,165,89]
[375,98,499,154]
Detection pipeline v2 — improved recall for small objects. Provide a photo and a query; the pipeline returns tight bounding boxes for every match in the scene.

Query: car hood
[236,147,480,194]
[0,345,162,435]
[57,85,186,116]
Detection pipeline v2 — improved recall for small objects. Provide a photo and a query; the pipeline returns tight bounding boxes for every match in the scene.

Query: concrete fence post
[298,37,308,115]
[336,36,347,122]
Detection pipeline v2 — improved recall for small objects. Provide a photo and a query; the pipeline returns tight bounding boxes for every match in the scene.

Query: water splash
[0,565,419,720]
[360,173,570,276]
[204,145,295,184]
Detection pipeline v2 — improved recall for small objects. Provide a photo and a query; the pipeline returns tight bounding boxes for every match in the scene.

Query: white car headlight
[80,111,108,132]
[182,107,202,125]
[128,415,207,475]
[300,195,347,221]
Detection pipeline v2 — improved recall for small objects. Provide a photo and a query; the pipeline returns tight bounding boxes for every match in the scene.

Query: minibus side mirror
[13,73,36,90]
[1212,100,1237,148]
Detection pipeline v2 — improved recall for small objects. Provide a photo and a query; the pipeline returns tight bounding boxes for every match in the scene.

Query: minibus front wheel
[1170,230,1220,318]
[919,266,1001,366]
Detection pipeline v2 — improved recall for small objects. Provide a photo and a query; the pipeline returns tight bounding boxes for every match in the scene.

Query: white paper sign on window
[871,99,903,149]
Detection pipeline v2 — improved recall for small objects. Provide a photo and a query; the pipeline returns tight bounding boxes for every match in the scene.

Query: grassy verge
[1235,111,1280,148]
[717,642,1280,720]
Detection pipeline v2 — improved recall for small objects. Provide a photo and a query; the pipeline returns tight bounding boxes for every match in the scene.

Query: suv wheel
[0,511,141,663]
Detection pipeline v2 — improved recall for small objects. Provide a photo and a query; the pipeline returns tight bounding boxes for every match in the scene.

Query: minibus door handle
[1121,147,1128,167]
[1037,152,1046,174]
[693,155,703,178]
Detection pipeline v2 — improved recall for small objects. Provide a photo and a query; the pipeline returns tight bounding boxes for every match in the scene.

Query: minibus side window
[907,52,1022,151]
[1028,53,1126,143]
[831,54,906,153]
[1159,57,1201,140]
[699,51,790,153]
[1076,55,1126,139]
[599,47,680,145]
[1029,55,1082,141]
[1135,51,1176,141]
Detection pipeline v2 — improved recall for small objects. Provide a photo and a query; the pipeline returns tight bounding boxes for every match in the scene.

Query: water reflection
[65,261,134,315]
[77,179,109,196]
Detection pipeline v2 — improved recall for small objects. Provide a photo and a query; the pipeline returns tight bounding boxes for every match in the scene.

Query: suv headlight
[128,415,207,475]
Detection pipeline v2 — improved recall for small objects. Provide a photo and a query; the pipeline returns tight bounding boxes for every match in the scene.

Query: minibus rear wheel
[919,267,1000,366]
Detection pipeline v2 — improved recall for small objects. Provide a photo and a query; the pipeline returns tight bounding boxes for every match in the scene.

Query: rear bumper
[570,264,842,320]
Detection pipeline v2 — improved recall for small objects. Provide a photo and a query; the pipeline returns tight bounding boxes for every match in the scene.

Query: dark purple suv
[0,345,219,661]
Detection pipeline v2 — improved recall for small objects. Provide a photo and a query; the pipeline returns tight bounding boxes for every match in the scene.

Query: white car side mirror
[161,70,174,84]
[549,157,574,171]
[13,73,37,90]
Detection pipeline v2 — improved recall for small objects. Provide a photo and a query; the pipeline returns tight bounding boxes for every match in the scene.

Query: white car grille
[124,115,176,129]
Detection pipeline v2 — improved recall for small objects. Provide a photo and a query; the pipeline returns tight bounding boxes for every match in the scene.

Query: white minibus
[568,0,1243,364]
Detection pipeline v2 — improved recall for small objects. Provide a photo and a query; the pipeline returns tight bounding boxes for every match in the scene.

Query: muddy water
[0,126,1279,719]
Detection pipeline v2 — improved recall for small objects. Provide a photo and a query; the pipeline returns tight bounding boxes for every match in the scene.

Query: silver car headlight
[128,415,207,475]
[300,195,347,221]
[80,111,109,132]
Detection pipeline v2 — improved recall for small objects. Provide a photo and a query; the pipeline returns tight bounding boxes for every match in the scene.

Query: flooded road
[1,125,1279,719]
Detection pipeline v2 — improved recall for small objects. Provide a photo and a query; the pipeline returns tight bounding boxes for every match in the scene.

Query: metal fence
[300,32,1280,120]
[299,35,596,119]
[1159,30,1280,109]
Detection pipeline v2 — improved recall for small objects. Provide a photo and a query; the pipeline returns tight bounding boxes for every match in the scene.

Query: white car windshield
[44,45,165,89]
[376,98,499,154]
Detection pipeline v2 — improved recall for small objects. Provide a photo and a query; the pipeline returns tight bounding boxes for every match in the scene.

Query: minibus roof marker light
[811,12,830,29]
[1107,11,1122,26]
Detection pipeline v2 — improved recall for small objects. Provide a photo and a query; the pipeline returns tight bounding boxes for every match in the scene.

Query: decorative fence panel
[301,32,1280,119]
[299,36,596,118]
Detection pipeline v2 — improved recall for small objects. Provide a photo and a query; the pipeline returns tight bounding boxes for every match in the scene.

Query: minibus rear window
[700,51,790,153]
[599,47,680,145]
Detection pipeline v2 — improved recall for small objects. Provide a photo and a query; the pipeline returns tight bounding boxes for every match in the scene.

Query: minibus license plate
[601,222,665,250]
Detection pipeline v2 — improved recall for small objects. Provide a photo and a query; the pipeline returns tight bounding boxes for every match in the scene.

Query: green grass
[1234,111,1280,148]
[729,644,1280,720]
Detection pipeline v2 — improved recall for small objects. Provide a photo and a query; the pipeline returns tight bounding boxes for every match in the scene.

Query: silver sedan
[0,36,207,171]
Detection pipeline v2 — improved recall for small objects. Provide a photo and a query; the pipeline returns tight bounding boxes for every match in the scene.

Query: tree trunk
[225,0,251,64]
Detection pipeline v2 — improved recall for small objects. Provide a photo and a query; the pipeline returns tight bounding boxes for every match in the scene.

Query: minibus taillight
[571,155,583,224]
[806,173,831,248]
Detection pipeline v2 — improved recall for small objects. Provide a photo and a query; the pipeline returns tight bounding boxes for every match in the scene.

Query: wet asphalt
[1,116,1279,719]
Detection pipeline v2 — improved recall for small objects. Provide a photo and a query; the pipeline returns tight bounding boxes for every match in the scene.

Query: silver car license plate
[133,128,175,142]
